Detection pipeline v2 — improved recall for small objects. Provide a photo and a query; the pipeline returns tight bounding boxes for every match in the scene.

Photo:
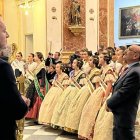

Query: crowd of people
[0,16,140,140]
[3,44,140,140]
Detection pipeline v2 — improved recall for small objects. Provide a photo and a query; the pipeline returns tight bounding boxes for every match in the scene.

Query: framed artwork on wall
[119,5,140,38]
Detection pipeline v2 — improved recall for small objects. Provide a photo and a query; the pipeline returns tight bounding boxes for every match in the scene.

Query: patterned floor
[23,120,78,140]
[23,120,140,140]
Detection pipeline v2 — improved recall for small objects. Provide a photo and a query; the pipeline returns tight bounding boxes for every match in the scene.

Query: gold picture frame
[119,5,140,39]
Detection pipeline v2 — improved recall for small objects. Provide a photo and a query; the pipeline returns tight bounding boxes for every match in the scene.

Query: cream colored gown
[51,70,86,128]
[64,68,100,133]
[78,65,115,140]
[93,68,117,140]
[93,95,113,140]
[38,72,68,124]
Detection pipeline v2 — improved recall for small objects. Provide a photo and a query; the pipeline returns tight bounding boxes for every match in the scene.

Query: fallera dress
[51,70,86,129]
[64,67,101,133]
[38,72,68,124]
[78,65,116,140]
[26,61,46,120]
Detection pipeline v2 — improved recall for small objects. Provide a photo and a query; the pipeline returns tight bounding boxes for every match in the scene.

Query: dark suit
[45,57,55,66]
[107,62,140,140]
[0,58,28,140]
[46,71,56,85]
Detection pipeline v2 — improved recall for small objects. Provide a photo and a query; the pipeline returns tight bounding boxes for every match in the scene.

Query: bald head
[0,18,9,51]
[129,44,140,54]
[123,44,140,64]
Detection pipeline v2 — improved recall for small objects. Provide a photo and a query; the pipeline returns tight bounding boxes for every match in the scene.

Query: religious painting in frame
[119,5,140,38]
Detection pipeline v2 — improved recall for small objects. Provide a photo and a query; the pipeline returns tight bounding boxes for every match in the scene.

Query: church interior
[0,0,140,140]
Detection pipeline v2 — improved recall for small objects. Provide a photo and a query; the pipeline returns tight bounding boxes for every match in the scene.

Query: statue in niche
[69,0,81,26]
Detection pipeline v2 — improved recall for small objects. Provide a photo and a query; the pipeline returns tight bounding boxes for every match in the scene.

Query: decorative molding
[61,51,74,63]
[68,25,85,36]
[89,8,94,21]
[51,7,56,12]
[89,8,94,14]
[51,7,57,19]
[52,16,57,20]
[99,0,107,48]
[89,17,94,21]
[108,0,114,47]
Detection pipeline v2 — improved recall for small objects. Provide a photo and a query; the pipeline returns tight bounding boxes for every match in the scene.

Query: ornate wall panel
[63,0,86,51]
[99,0,108,48]
[108,0,114,47]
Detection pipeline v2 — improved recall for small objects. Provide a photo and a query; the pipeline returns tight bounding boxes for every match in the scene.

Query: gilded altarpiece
[63,0,86,51]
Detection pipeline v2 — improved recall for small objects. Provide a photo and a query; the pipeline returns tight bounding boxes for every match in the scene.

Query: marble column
[98,0,114,48]
[108,0,114,48]
[99,0,108,48]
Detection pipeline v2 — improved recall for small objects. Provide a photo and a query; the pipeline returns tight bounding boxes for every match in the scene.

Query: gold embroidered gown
[93,95,113,140]
[38,72,68,124]
[51,70,86,128]
[93,67,116,140]
[78,65,115,140]
[64,68,100,133]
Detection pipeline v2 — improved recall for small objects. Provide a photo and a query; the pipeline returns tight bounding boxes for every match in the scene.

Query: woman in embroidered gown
[64,55,101,133]
[24,53,37,92]
[38,63,69,124]
[26,52,46,120]
[51,58,86,129]
[93,48,127,140]
[11,52,25,77]
[92,53,117,140]
[78,53,116,140]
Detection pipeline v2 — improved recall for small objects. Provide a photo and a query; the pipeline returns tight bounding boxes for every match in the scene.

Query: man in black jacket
[45,52,55,67]
[106,45,140,140]
[0,18,29,140]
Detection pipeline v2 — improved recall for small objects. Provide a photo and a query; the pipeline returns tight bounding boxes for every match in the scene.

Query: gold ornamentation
[89,9,94,14]
[51,7,56,12]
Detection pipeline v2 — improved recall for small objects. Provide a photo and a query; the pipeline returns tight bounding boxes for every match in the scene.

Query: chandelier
[17,0,37,15]
[19,0,32,9]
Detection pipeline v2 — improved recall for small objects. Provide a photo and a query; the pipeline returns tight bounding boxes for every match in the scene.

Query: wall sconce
[89,17,94,21]
[51,7,56,12]
[89,9,94,14]
[52,16,57,20]
[89,8,94,21]
[51,7,57,20]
